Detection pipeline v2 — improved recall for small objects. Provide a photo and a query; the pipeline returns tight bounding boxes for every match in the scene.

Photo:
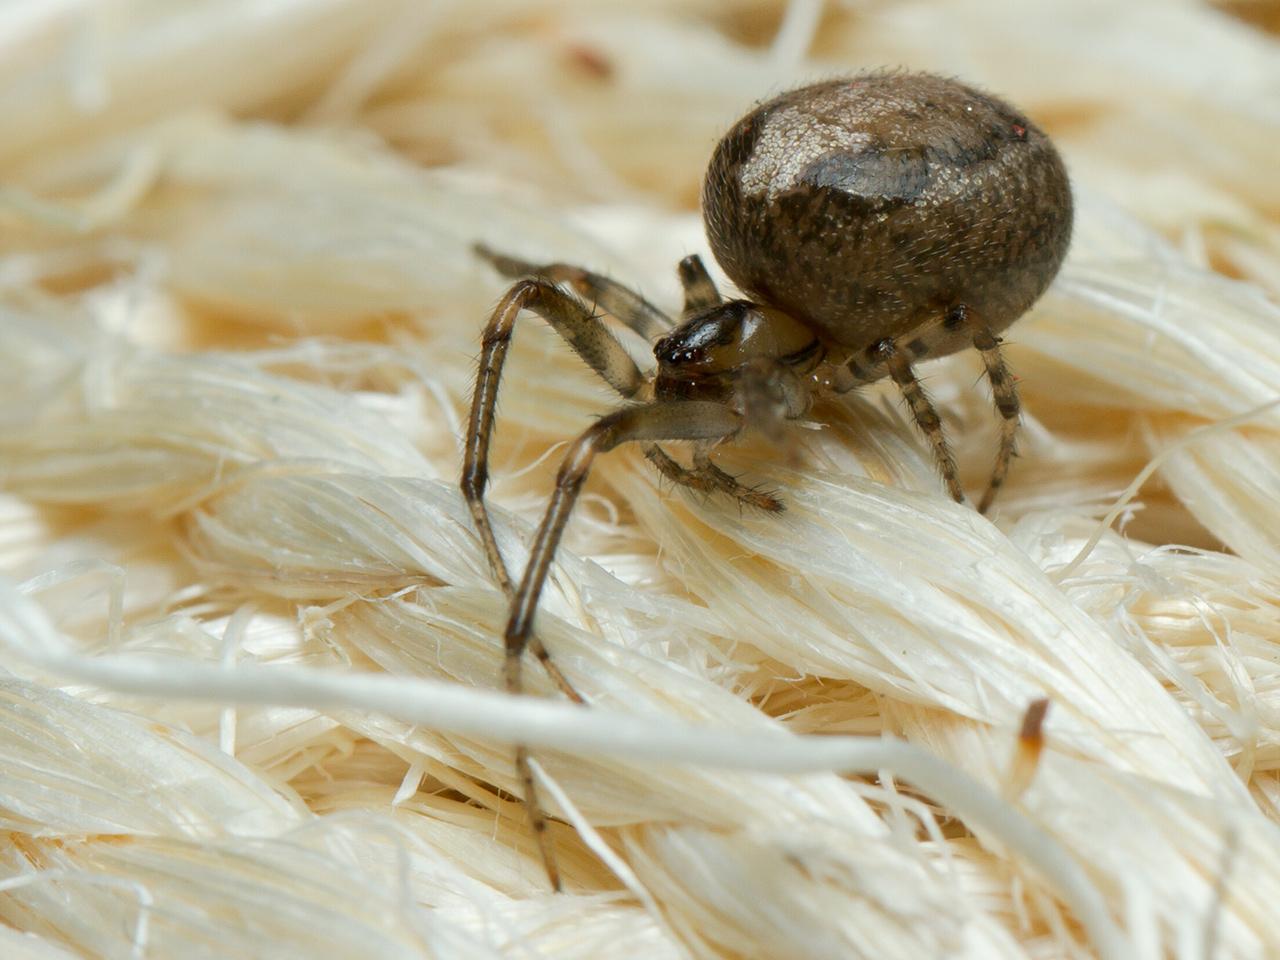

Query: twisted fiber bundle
[1,2,1279,958]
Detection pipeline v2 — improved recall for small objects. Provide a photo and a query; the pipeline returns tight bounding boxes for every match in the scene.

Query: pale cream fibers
[1,2,1279,958]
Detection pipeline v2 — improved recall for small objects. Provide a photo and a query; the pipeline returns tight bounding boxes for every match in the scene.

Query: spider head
[650,302,819,412]
[653,300,821,414]
[654,301,817,378]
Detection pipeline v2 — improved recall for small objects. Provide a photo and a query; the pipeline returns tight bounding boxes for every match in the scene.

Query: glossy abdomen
[702,73,1073,357]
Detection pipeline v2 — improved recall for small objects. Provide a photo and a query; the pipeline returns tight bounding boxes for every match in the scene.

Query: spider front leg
[505,401,744,680]
[504,400,742,889]
[461,276,651,701]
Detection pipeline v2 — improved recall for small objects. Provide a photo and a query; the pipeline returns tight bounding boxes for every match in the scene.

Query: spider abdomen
[702,72,1073,362]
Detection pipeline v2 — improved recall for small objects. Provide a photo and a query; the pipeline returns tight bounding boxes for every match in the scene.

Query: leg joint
[973,329,1000,352]
[460,465,488,502]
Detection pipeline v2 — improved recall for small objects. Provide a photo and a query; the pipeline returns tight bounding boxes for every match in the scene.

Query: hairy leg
[676,253,721,316]
[972,327,1021,514]
[475,244,672,339]
[506,401,743,678]
[645,444,783,512]
[506,400,742,889]
[870,337,964,503]
[461,278,646,701]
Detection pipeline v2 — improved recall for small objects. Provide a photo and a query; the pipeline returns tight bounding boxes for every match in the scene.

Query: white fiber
[1,2,1279,959]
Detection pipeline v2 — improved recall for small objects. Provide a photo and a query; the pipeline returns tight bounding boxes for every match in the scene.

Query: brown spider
[460,71,1073,888]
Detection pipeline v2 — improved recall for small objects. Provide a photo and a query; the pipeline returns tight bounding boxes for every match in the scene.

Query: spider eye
[655,335,707,367]
[655,304,748,370]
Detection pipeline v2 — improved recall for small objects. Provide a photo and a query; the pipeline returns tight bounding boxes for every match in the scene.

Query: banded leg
[676,253,721,316]
[972,327,1021,514]
[462,278,644,700]
[871,338,964,503]
[475,244,672,339]
[645,444,783,512]
[506,401,742,889]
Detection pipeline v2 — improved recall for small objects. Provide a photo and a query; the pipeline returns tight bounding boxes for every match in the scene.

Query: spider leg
[870,337,964,503]
[644,444,700,490]
[677,253,721,315]
[475,244,672,339]
[972,326,1021,514]
[505,400,742,890]
[461,278,646,701]
[693,447,784,511]
[644,444,783,512]
[506,401,743,674]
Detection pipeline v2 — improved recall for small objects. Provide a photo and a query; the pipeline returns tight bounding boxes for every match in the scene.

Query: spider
[460,71,1073,888]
